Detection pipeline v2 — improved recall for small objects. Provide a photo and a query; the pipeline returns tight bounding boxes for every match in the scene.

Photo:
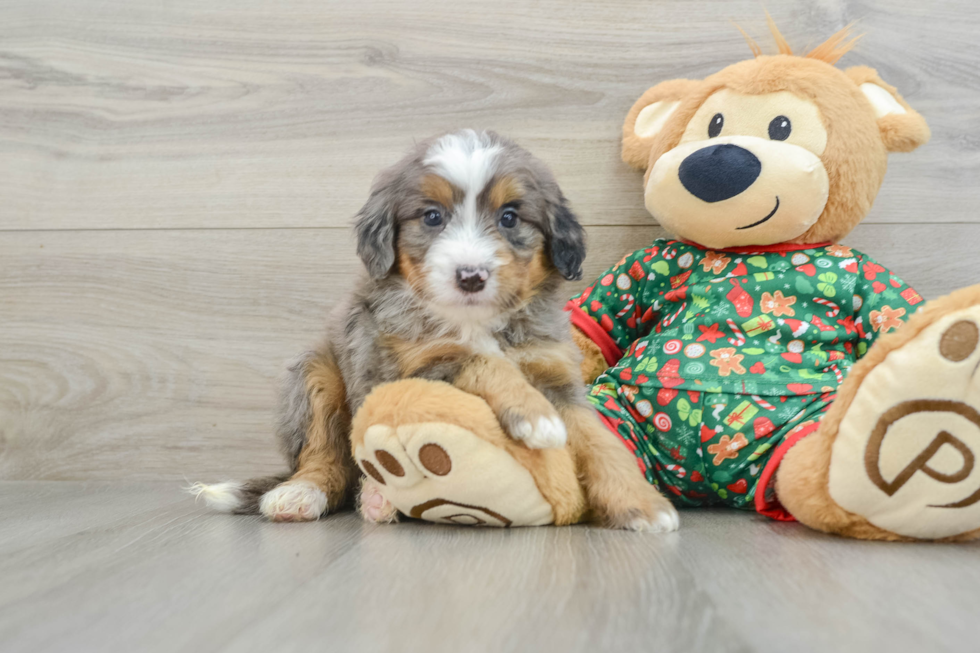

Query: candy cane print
[726,318,746,346]
[661,302,687,328]
[830,363,844,384]
[664,463,687,479]
[813,297,840,318]
[751,395,776,411]
[615,294,636,318]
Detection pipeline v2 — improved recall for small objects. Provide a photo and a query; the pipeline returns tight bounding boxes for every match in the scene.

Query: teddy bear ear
[622,78,702,170]
[844,66,931,153]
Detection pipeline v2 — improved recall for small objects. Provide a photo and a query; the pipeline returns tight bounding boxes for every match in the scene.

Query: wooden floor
[3,2,980,651]
[0,482,977,653]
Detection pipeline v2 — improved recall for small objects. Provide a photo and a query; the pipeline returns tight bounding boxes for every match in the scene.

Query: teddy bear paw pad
[355,422,555,527]
[828,305,980,539]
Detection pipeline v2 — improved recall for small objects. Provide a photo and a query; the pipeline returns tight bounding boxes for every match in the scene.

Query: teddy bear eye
[708,113,724,138]
[768,115,792,141]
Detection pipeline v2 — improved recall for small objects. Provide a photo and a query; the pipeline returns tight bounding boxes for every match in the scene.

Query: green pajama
[567,240,922,515]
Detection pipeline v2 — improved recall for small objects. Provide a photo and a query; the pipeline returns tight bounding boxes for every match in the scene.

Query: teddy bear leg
[776,285,980,541]
[350,378,587,527]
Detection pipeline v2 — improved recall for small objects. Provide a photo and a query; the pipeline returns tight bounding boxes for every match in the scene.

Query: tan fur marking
[420,174,460,208]
[510,342,580,390]
[494,246,551,312]
[493,246,529,310]
[487,175,524,211]
[525,249,552,294]
[454,354,559,427]
[397,250,426,294]
[385,335,469,378]
[288,351,357,510]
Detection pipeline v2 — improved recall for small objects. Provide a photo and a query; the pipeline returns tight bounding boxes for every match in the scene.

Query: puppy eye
[768,115,792,141]
[499,208,519,229]
[422,209,443,227]
[708,113,724,138]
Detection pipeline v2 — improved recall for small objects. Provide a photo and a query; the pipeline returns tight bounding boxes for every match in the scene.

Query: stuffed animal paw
[350,379,586,527]
[777,285,980,541]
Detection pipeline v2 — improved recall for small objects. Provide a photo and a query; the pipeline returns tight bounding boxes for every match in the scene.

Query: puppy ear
[845,66,931,153]
[622,78,702,170]
[354,184,397,279]
[547,193,586,281]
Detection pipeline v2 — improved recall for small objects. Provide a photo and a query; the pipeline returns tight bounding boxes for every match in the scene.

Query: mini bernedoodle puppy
[194,130,679,531]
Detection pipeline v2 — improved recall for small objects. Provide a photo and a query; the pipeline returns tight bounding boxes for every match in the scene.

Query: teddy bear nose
[678,143,762,203]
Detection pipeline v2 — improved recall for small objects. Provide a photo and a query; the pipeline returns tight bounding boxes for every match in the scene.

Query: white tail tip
[186,481,244,513]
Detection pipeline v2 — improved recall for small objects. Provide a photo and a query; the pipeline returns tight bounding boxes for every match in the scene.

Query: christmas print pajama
[567,239,922,518]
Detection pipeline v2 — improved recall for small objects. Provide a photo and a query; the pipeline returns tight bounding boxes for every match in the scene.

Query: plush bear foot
[777,285,980,541]
[355,420,555,526]
[350,379,587,527]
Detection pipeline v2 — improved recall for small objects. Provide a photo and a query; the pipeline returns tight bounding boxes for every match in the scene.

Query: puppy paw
[358,479,399,524]
[259,480,328,522]
[595,482,680,533]
[624,503,680,533]
[498,394,568,449]
[509,413,568,449]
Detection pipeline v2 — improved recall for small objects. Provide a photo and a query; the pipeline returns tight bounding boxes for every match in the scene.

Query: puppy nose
[455,266,489,293]
[678,144,761,203]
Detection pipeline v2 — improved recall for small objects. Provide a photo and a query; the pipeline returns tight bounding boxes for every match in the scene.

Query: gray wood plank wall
[2,0,979,480]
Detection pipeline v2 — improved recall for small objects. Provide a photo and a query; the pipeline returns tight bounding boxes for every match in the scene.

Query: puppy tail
[186,474,290,514]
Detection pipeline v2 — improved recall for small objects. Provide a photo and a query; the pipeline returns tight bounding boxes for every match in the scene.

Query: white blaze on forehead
[420,130,509,329]
[423,130,506,287]
[423,129,502,196]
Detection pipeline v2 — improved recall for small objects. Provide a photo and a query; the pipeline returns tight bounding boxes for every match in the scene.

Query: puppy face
[355,130,584,323]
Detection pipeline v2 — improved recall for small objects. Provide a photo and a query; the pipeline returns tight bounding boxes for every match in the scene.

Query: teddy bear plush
[353,21,980,541]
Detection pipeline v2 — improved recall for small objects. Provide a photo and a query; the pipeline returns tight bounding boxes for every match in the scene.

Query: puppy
[193,130,678,531]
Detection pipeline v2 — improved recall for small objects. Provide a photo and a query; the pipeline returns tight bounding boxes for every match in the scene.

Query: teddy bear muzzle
[645,135,830,249]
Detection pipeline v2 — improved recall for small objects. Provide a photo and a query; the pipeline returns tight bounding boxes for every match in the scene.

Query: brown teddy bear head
[622,20,930,249]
